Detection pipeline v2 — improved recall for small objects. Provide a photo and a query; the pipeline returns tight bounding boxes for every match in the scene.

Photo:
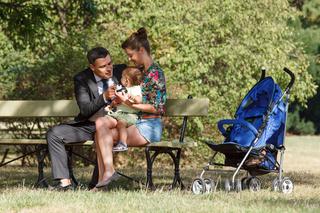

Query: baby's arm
[129,95,142,104]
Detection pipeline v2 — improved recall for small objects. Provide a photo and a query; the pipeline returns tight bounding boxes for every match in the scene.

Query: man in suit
[46,47,122,190]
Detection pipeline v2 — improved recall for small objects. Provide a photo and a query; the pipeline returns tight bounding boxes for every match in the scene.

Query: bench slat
[0,139,94,146]
[0,100,79,117]
[0,138,196,148]
[0,98,209,117]
[0,139,46,145]
[165,99,209,116]
[147,141,197,148]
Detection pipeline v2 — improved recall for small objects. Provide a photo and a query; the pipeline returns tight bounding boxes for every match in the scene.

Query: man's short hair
[87,47,110,65]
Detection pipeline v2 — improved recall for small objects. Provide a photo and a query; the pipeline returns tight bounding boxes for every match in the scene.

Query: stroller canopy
[222,77,286,148]
[236,77,276,119]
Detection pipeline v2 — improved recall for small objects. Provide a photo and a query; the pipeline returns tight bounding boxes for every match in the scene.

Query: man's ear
[89,64,95,71]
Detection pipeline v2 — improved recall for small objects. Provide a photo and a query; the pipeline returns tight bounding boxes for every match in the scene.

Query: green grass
[0,136,320,212]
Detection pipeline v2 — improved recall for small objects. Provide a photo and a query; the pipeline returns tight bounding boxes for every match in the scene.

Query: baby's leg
[117,120,128,144]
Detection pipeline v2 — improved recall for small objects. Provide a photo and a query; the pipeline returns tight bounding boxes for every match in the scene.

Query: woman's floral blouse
[141,62,167,115]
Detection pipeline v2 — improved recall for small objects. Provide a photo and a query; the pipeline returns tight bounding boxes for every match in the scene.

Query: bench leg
[88,160,99,189]
[0,149,38,167]
[145,147,184,190]
[145,147,158,190]
[169,149,184,190]
[35,145,49,188]
[66,147,78,187]
[0,148,9,165]
[145,147,154,189]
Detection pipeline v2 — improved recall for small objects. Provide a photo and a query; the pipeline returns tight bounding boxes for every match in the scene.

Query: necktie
[102,79,108,91]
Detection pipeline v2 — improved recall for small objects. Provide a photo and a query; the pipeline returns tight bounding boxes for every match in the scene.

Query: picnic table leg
[35,144,49,188]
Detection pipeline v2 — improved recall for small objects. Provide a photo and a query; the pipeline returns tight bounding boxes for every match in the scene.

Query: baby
[105,67,142,151]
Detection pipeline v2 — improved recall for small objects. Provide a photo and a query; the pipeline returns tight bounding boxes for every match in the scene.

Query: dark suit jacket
[73,64,127,123]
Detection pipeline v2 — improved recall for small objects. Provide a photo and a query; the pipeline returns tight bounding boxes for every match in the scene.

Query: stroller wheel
[248,177,261,192]
[203,178,215,193]
[235,179,242,192]
[241,177,250,190]
[272,178,280,192]
[280,177,294,194]
[191,178,206,195]
[224,179,231,192]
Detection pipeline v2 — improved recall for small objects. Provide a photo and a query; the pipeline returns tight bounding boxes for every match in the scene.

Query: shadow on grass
[179,168,320,190]
[1,166,319,191]
[0,166,186,191]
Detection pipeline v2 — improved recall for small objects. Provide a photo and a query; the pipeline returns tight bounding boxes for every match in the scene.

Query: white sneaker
[113,141,128,152]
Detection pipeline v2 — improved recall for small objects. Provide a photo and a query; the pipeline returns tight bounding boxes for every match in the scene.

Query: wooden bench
[0,97,209,189]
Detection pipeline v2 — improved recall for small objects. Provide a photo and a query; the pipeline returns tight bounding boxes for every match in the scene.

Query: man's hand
[104,86,115,100]
[112,97,122,105]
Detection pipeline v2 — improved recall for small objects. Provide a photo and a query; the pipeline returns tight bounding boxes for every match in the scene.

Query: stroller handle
[259,67,295,93]
[259,67,266,81]
[283,67,295,93]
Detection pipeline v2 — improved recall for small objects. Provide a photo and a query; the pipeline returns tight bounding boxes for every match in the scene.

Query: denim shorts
[135,118,162,143]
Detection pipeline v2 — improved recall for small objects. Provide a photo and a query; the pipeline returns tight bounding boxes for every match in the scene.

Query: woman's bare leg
[126,125,149,147]
[117,120,128,144]
[95,116,118,182]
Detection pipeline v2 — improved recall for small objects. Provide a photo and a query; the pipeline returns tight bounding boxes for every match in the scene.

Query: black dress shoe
[49,182,75,191]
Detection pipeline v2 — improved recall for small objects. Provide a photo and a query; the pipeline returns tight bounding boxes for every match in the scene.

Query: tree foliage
[91,0,316,137]
[0,0,97,50]
[0,0,317,138]
[302,0,320,26]
[288,0,320,134]
[287,106,316,135]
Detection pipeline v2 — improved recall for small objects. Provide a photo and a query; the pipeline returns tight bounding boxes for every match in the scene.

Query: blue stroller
[192,67,295,194]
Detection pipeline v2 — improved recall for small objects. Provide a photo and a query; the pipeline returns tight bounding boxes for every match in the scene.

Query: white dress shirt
[89,73,113,121]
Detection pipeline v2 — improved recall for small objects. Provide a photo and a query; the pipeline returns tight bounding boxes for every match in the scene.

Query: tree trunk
[53,0,68,36]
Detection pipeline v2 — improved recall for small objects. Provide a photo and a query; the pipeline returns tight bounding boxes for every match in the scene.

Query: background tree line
[287,0,320,134]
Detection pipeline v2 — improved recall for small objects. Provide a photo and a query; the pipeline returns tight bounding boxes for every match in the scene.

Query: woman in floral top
[93,27,167,189]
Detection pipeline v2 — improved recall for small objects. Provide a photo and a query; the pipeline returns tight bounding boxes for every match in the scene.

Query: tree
[288,0,320,134]
[0,0,316,135]
[0,0,96,51]
[302,0,320,26]
[0,0,317,165]
[0,0,98,99]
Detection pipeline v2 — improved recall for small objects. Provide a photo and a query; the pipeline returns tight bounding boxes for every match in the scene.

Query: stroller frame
[193,67,295,194]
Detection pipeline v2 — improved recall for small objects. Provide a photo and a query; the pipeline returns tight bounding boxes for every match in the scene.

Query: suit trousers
[46,121,96,180]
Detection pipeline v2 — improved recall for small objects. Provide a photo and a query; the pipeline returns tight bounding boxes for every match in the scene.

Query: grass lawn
[0,136,320,213]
